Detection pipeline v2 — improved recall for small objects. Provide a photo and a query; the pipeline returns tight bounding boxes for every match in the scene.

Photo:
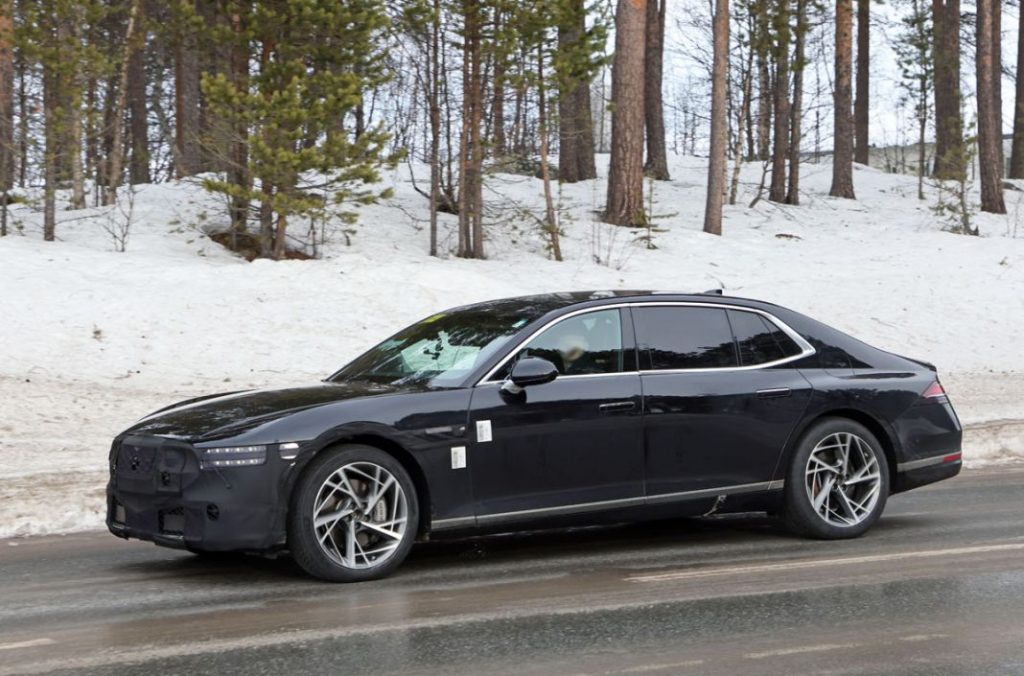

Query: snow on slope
[1,156,1023,537]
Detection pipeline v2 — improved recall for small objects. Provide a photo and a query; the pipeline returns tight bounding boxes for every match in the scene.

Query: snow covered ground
[2,156,1023,537]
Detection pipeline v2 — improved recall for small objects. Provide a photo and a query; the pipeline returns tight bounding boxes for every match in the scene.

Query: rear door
[634,305,813,499]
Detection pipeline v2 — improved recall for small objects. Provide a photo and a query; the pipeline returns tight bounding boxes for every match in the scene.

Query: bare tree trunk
[1010,0,1024,178]
[228,4,249,234]
[0,0,13,236]
[491,10,506,158]
[43,55,57,241]
[272,211,288,260]
[976,0,1006,213]
[428,0,441,255]
[932,0,963,179]
[69,90,86,210]
[830,0,856,198]
[729,40,754,205]
[458,0,484,258]
[128,1,150,185]
[468,10,484,259]
[604,0,647,227]
[768,0,790,203]
[854,0,869,165]
[644,0,669,180]
[557,0,597,183]
[175,1,201,177]
[573,74,597,179]
[786,0,806,205]
[916,0,928,202]
[704,0,729,235]
[258,38,275,258]
[66,11,86,210]
[537,45,562,261]
[16,42,26,188]
[991,0,1003,177]
[104,0,142,206]
[755,1,771,161]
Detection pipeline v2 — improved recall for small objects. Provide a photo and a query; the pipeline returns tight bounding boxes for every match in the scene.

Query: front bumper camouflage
[106,435,294,552]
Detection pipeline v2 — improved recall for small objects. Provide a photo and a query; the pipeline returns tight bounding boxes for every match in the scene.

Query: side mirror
[501,357,559,394]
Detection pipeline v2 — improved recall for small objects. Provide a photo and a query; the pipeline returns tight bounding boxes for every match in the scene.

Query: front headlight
[199,445,268,469]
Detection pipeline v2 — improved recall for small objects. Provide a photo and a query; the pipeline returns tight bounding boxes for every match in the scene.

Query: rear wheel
[783,418,889,539]
[288,445,418,582]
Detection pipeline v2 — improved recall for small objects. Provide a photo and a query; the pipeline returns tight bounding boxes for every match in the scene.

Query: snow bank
[1,157,1022,537]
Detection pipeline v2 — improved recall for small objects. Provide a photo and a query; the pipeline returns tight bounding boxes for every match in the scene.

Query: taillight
[920,381,949,403]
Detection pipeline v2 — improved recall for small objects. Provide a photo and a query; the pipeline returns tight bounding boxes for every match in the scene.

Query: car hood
[126,380,421,441]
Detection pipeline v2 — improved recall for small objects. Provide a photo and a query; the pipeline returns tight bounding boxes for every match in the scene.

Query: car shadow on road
[112,510,938,585]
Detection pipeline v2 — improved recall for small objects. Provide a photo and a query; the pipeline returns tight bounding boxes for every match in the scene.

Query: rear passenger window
[634,307,738,370]
[727,310,802,366]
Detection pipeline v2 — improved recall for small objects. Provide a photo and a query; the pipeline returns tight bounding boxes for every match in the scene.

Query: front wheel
[288,445,419,582]
[782,418,889,539]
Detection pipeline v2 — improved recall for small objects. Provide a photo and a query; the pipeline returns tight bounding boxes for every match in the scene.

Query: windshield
[329,307,539,387]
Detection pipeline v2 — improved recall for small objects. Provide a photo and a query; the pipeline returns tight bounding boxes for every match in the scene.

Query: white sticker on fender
[476,420,493,443]
[451,446,467,469]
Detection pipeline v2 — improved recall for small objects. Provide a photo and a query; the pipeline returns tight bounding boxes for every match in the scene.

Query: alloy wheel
[804,432,882,527]
[312,461,409,570]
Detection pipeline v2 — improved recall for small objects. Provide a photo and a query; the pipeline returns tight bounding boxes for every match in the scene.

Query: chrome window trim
[477,304,632,385]
[431,479,785,530]
[475,301,816,386]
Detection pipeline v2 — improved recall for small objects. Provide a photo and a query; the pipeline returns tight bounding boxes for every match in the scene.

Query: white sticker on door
[451,446,467,469]
[476,420,493,443]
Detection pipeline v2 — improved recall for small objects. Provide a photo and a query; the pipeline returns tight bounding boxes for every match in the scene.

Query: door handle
[599,401,637,412]
[756,388,792,399]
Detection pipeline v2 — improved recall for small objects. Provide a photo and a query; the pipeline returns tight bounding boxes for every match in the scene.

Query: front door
[467,308,644,524]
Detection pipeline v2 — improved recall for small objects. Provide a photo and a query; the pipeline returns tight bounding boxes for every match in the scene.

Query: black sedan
[106,291,963,581]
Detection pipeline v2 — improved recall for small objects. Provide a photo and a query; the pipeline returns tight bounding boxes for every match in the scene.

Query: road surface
[1,466,1023,675]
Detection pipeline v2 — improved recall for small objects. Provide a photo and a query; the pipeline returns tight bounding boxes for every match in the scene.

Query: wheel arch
[289,431,433,538]
[783,408,900,485]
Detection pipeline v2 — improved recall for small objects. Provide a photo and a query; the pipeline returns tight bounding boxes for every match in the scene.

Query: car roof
[450,290,779,316]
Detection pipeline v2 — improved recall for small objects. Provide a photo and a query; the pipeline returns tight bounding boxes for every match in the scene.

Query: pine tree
[768,0,791,203]
[854,0,869,165]
[103,0,142,206]
[0,0,13,237]
[604,0,646,227]
[202,0,398,260]
[894,0,933,199]
[785,0,809,205]
[830,0,856,198]
[127,0,149,185]
[975,0,1005,214]
[1011,1,1024,178]
[19,0,109,236]
[643,0,669,180]
[931,0,963,180]
[171,0,202,177]
[704,0,729,235]
[554,0,606,183]
[457,0,485,258]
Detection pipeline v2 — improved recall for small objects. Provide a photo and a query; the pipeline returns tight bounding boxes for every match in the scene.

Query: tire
[782,418,890,539]
[287,444,419,582]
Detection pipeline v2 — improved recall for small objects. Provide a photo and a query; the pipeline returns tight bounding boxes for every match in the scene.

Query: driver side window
[492,309,624,380]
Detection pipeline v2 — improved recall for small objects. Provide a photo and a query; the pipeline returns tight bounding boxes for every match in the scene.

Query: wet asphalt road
[1,466,1023,676]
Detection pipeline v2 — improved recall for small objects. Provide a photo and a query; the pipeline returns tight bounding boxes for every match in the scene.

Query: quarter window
[492,309,624,379]
[634,307,738,370]
[727,310,802,366]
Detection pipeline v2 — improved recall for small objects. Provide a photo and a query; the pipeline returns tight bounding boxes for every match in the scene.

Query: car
[106,291,963,581]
